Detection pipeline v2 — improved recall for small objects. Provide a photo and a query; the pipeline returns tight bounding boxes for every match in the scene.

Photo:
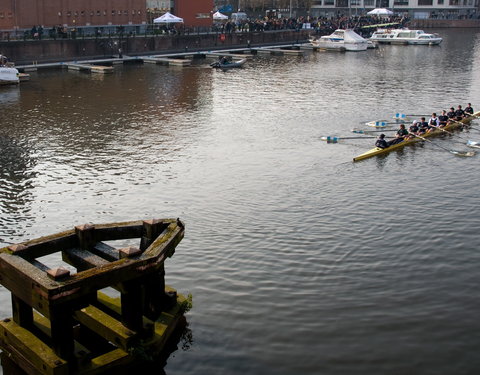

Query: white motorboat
[369,28,442,45]
[310,29,368,52]
[0,56,19,85]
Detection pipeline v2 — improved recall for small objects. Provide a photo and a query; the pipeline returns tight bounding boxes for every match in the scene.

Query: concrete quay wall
[0,30,311,65]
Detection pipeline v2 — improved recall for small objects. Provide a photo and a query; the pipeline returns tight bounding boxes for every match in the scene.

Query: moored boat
[353,112,479,162]
[211,58,247,69]
[310,29,368,52]
[370,28,442,45]
[0,55,19,85]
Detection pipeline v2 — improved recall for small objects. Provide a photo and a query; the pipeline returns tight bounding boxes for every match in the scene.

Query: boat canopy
[343,29,367,43]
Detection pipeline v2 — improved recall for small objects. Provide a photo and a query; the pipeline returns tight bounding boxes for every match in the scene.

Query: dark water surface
[1,28,480,374]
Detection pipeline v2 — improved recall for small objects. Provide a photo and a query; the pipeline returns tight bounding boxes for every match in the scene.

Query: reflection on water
[1,29,480,374]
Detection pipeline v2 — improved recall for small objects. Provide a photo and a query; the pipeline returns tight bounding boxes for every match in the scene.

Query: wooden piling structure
[0,218,189,374]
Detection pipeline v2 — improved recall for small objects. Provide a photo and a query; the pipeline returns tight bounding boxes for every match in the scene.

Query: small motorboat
[210,58,247,69]
[309,29,369,52]
[369,28,442,45]
[0,55,19,85]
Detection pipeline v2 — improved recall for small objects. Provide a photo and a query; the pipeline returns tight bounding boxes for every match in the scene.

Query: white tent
[153,12,184,23]
[367,8,394,16]
[213,11,228,20]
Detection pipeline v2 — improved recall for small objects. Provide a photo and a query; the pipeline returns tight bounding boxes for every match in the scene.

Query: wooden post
[49,305,74,360]
[120,280,143,332]
[11,295,33,329]
[75,224,96,250]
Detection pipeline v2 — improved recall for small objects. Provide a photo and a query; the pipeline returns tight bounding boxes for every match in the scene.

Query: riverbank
[0,30,311,65]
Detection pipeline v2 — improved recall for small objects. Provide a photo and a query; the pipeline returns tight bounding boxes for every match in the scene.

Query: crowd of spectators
[213,14,408,36]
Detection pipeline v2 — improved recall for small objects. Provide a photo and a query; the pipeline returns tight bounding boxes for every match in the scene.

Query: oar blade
[466,140,480,148]
[450,150,476,157]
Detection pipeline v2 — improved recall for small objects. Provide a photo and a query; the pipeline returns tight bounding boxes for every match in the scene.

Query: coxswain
[465,103,474,116]
[375,134,389,149]
[447,107,456,119]
[438,110,449,127]
[454,105,465,121]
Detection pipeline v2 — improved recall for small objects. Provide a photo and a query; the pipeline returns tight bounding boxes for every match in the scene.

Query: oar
[466,140,480,149]
[363,120,402,127]
[432,124,473,142]
[321,135,394,143]
[408,132,475,157]
[394,113,429,118]
[352,128,397,134]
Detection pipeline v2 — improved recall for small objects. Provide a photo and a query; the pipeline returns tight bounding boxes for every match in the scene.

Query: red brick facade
[0,0,214,30]
[0,0,146,29]
[175,0,213,27]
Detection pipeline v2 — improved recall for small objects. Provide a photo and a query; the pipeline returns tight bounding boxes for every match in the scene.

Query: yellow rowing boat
[353,111,480,162]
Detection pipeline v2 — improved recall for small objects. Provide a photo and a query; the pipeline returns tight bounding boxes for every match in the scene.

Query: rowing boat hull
[353,112,480,162]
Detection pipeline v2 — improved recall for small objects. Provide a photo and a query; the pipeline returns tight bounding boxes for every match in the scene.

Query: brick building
[175,0,213,27]
[0,0,213,30]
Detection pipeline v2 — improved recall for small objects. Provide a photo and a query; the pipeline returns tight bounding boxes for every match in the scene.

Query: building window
[437,0,443,4]
[0,13,4,18]
[81,11,85,16]
[324,0,334,5]
[351,0,361,5]
[364,0,374,5]
[96,10,101,16]
[58,11,62,16]
[103,10,107,15]
[118,10,122,15]
[394,0,409,5]
[124,10,128,15]
[67,11,71,17]
[112,10,116,15]
[138,10,141,15]
[449,0,458,4]
[418,0,433,4]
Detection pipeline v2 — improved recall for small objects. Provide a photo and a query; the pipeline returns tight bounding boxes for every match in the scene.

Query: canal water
[1,28,480,374]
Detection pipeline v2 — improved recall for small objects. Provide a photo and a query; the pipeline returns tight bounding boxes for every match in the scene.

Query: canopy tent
[213,11,228,20]
[153,12,184,23]
[367,8,394,16]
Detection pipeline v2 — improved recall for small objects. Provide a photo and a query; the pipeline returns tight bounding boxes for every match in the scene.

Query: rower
[438,110,449,127]
[417,117,430,134]
[375,134,389,149]
[454,105,465,121]
[406,120,419,139]
[428,113,440,128]
[389,124,408,145]
[465,103,474,116]
[447,107,456,120]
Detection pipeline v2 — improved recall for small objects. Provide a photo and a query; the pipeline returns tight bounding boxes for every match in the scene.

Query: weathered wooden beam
[89,348,131,373]
[0,253,54,317]
[0,319,68,375]
[1,232,78,260]
[62,248,109,271]
[92,242,119,261]
[73,305,137,351]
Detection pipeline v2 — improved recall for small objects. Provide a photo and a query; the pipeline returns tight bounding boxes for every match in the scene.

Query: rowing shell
[353,111,480,162]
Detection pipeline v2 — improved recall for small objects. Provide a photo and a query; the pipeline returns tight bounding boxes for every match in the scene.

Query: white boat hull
[310,29,369,52]
[370,29,442,46]
[0,67,19,85]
